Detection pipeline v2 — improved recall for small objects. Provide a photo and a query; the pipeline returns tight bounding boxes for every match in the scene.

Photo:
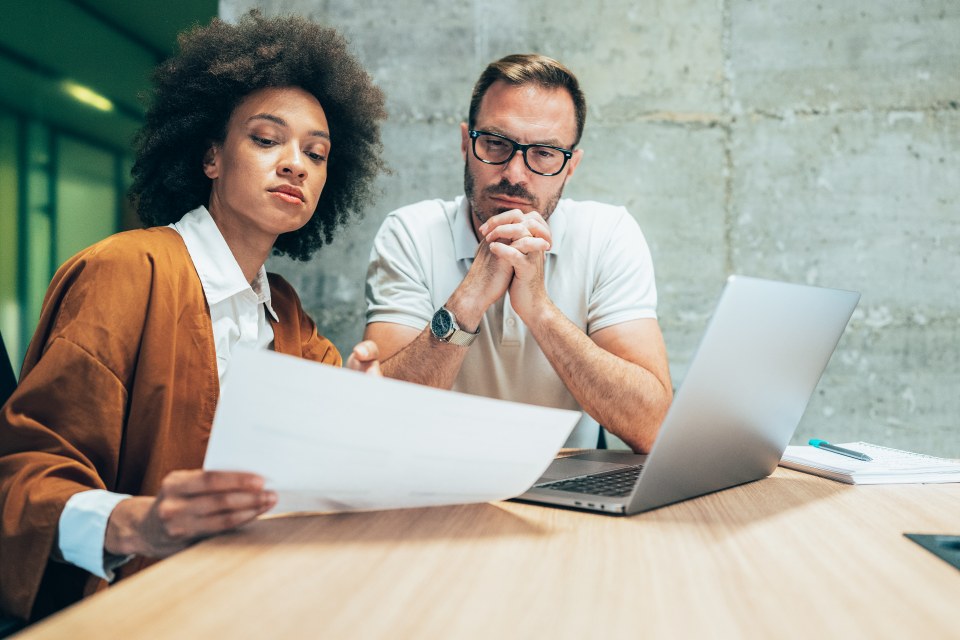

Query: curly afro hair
[130,10,387,261]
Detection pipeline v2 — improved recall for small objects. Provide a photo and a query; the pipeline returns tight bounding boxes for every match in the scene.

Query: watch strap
[446,325,479,347]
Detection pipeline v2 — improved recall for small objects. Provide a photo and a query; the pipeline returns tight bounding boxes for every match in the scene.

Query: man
[363,54,671,452]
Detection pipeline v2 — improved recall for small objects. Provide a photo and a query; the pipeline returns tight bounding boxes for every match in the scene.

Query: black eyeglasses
[468,130,574,177]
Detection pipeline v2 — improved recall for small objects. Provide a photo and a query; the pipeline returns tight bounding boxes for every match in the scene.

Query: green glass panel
[23,122,51,359]
[0,112,20,373]
[56,136,117,264]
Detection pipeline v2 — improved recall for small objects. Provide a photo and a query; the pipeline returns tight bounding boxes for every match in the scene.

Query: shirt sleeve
[0,241,155,618]
[58,490,133,581]
[586,208,658,334]
[365,213,436,330]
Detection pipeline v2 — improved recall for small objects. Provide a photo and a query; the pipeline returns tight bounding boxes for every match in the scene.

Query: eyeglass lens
[473,133,567,175]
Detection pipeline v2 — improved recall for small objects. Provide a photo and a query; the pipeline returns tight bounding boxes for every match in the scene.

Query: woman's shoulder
[73,227,187,264]
[56,227,192,279]
[51,227,196,298]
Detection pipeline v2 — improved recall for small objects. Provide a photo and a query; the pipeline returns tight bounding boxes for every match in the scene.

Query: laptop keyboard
[535,464,643,497]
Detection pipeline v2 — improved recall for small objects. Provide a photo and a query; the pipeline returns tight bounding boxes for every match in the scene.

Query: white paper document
[203,348,580,514]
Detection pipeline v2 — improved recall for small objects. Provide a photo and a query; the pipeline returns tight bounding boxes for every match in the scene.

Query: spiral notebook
[779,442,960,484]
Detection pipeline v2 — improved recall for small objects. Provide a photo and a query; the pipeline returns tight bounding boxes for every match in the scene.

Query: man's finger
[484,223,530,244]
[347,340,382,374]
[506,237,551,254]
[347,354,383,375]
[352,339,380,362]
[478,209,525,235]
[520,216,551,240]
[361,361,383,376]
[487,241,524,262]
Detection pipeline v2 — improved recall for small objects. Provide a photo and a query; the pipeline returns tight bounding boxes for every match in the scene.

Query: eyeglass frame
[468,129,575,177]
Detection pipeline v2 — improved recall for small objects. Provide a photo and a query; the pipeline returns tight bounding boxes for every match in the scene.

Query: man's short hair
[468,54,587,147]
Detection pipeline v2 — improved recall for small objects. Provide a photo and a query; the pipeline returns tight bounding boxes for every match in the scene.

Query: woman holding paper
[0,11,384,622]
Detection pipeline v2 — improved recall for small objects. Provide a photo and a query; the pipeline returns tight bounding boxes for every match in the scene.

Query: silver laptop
[515,275,860,515]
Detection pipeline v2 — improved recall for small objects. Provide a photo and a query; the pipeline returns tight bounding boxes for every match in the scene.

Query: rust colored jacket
[0,227,340,620]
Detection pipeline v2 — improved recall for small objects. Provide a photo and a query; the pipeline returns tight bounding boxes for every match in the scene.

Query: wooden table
[16,469,960,639]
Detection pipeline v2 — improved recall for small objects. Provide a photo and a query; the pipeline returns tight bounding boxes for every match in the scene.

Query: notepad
[779,442,960,484]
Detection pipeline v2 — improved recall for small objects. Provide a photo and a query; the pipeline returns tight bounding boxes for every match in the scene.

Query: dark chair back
[0,332,16,406]
[0,337,26,634]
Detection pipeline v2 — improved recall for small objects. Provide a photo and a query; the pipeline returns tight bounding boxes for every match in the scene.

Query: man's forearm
[379,327,471,389]
[526,306,672,453]
[379,282,493,388]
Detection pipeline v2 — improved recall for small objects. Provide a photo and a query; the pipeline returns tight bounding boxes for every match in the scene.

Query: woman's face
[204,86,330,249]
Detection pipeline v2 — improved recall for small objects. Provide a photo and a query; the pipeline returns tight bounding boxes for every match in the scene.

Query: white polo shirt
[366,196,658,448]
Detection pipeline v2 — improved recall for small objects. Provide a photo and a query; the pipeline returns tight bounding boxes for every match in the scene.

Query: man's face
[462,80,583,230]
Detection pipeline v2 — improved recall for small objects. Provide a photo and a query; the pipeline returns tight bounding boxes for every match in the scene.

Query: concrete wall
[222,0,960,457]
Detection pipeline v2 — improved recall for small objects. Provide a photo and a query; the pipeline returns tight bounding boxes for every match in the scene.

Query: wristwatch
[430,306,480,347]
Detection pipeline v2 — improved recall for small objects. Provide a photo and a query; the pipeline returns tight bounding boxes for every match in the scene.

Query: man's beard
[464,163,565,226]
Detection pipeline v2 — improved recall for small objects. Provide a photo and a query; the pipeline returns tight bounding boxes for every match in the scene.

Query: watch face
[431,308,453,339]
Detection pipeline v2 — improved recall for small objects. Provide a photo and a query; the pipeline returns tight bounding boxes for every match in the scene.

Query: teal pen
[809,439,872,462]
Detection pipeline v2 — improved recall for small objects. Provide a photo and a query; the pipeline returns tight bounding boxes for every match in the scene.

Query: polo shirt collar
[453,195,566,261]
[171,206,279,322]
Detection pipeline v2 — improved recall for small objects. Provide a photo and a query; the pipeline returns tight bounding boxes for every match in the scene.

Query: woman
[0,11,385,622]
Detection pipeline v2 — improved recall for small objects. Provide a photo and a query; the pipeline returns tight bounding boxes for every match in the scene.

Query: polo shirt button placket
[501,293,521,346]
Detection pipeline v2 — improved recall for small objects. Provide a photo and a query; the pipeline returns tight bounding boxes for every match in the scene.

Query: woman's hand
[104,470,276,559]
